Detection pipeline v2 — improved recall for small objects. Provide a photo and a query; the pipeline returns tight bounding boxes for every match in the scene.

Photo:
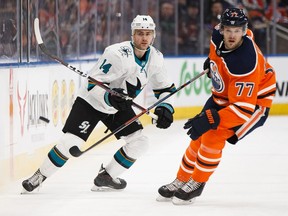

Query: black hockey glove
[184,108,220,140]
[203,57,211,78]
[106,88,132,111]
[153,104,174,129]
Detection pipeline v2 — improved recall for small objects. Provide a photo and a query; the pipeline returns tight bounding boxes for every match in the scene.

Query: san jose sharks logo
[119,46,132,57]
[126,78,142,98]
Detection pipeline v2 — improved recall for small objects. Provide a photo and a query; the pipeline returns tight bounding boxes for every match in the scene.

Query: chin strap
[133,45,149,52]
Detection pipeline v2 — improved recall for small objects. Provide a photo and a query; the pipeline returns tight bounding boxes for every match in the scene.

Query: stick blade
[69,146,82,157]
[34,18,43,44]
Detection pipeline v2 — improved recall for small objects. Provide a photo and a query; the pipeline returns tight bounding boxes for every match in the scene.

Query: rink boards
[0,56,287,187]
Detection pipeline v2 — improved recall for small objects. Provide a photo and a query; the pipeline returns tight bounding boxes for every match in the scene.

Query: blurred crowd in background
[1,0,288,63]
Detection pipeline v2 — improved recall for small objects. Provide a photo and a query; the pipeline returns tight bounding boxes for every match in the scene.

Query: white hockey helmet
[131,15,156,38]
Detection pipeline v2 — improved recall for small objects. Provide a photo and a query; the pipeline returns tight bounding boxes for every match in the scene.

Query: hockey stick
[69,69,209,157]
[33,18,158,120]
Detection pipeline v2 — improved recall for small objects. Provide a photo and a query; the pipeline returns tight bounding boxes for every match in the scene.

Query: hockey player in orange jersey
[157,8,276,205]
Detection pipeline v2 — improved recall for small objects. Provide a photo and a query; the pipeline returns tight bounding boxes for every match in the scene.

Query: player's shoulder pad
[211,27,223,47]
[224,37,256,76]
[150,45,163,57]
[246,29,254,40]
[149,46,164,63]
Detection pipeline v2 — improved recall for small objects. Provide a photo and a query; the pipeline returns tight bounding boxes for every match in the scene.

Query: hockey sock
[40,145,69,177]
[191,146,222,182]
[177,139,201,182]
[105,147,136,178]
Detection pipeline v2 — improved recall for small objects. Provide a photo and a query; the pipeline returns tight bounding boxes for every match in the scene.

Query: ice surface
[0,116,288,216]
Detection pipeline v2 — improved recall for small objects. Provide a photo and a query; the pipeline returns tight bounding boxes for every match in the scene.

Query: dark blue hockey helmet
[220,8,248,27]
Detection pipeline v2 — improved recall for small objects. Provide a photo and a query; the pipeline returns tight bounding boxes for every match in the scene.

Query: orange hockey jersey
[208,28,276,130]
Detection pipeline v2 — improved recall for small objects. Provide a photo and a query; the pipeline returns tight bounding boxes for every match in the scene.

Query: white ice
[0,116,288,216]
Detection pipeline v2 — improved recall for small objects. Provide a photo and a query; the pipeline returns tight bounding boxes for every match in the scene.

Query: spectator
[59,28,72,58]
[265,0,288,23]
[0,1,17,61]
[89,0,108,53]
[204,0,225,53]
[241,1,268,54]
[0,19,17,59]
[159,1,176,55]
[79,0,93,55]
[179,2,200,55]
[205,0,224,28]
[38,8,58,59]
[177,0,188,55]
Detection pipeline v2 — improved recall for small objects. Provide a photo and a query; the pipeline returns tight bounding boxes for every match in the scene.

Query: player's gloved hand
[153,104,174,129]
[203,57,211,78]
[184,108,220,140]
[106,88,132,111]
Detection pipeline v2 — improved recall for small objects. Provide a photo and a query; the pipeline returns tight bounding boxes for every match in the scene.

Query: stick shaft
[69,68,208,156]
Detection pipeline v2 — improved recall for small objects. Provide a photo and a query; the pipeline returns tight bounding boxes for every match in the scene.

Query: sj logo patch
[79,121,91,134]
